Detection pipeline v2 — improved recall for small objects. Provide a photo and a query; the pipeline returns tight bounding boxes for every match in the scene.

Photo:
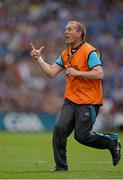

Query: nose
[65,28,68,34]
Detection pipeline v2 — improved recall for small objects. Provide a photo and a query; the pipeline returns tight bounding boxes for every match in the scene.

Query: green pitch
[0,131,122,179]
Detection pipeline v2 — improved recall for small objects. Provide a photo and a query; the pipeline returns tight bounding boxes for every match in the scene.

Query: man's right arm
[36,56,63,78]
[30,43,63,78]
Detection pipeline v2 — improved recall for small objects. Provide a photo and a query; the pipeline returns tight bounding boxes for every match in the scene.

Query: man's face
[64,21,81,45]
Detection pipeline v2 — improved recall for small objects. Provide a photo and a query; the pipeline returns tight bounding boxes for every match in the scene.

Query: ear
[77,31,82,38]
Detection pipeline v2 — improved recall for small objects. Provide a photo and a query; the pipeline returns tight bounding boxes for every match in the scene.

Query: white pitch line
[1,160,122,165]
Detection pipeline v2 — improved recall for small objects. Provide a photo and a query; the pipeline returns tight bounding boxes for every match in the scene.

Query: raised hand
[30,42,44,60]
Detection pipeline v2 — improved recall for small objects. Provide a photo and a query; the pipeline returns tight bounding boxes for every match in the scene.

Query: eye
[65,27,71,31]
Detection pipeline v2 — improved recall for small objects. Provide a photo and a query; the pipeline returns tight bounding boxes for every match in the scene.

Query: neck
[68,40,83,49]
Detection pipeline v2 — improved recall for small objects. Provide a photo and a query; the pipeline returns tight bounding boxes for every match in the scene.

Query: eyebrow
[65,26,71,30]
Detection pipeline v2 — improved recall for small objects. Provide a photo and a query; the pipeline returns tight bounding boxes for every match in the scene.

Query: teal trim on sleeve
[88,52,102,69]
[56,55,64,68]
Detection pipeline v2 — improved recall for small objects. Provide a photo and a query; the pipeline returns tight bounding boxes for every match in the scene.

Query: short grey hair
[76,21,86,41]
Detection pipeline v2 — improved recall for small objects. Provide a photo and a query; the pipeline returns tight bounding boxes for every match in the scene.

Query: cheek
[71,35,77,41]
[70,32,77,39]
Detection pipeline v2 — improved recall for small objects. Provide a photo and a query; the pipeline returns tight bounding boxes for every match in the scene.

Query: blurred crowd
[0,0,123,114]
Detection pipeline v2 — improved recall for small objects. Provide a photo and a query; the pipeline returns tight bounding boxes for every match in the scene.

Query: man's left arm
[66,66,103,80]
[66,51,104,80]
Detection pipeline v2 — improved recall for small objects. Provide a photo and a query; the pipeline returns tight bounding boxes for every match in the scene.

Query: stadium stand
[0,0,123,114]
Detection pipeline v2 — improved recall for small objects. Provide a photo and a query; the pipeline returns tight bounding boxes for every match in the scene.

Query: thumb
[65,65,67,69]
[39,46,44,52]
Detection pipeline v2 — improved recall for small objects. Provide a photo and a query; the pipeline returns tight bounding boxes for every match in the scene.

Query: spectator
[0,0,123,113]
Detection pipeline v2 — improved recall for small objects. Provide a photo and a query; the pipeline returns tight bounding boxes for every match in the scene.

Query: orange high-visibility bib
[62,42,103,105]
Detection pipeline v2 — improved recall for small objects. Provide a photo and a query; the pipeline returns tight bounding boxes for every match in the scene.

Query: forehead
[65,21,78,29]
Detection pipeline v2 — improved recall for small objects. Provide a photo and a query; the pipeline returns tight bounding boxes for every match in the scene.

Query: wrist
[37,56,44,63]
[78,71,83,76]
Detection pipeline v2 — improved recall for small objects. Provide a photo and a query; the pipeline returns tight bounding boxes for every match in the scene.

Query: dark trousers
[52,99,115,169]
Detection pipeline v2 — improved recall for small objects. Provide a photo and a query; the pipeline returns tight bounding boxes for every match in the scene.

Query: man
[30,21,121,171]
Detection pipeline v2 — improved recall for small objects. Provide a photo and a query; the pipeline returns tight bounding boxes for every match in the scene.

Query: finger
[66,69,70,73]
[30,42,36,50]
[33,56,39,60]
[66,73,70,77]
[32,54,39,59]
[66,70,69,75]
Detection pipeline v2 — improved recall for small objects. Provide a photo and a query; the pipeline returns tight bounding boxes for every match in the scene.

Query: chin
[65,40,69,44]
[65,39,70,44]
[66,41,71,46]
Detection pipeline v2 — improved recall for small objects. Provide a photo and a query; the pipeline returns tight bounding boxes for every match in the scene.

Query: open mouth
[65,36,70,40]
